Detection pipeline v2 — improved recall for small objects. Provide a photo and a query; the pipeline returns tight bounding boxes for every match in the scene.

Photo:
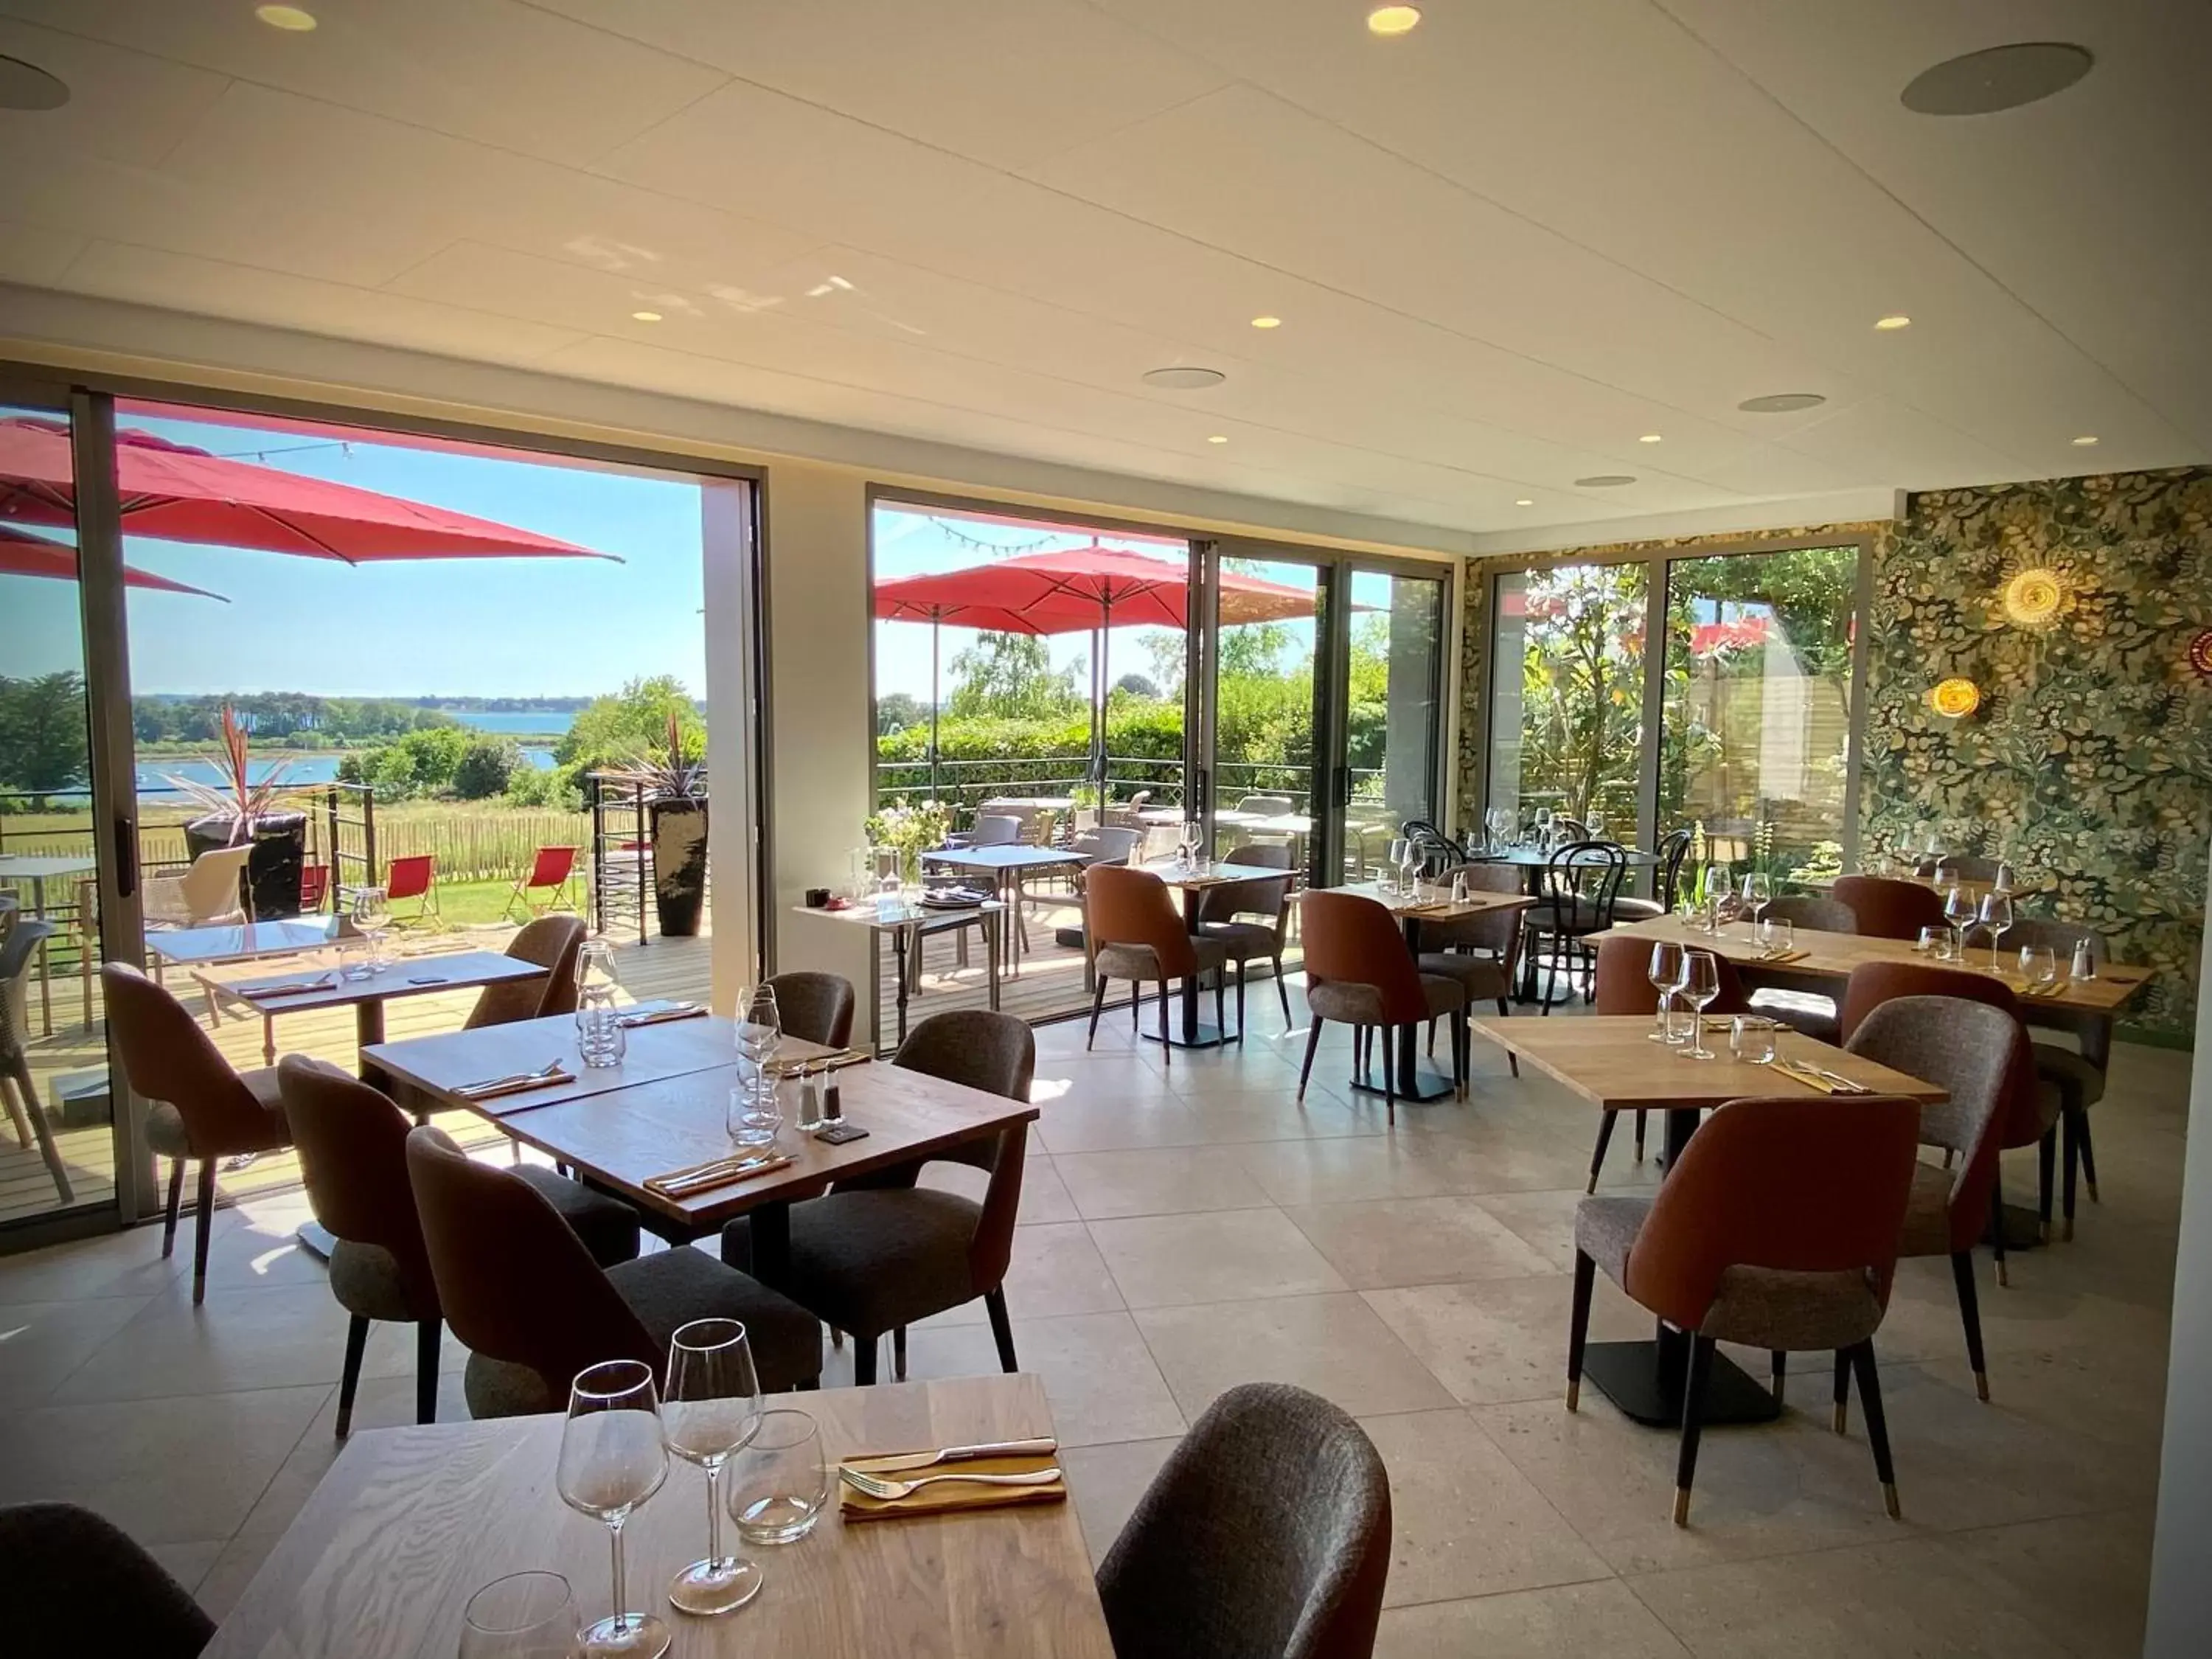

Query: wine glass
[2018,944,2059,992]
[1587,810,1607,842]
[734,985,781,1107]
[1979,891,2014,971]
[459,1572,578,1659]
[1677,951,1721,1060]
[1386,838,1411,894]
[663,1319,765,1617]
[576,939,623,1068]
[1944,882,1976,962]
[1740,872,1772,931]
[1646,940,1684,1043]
[557,1360,670,1659]
[1179,820,1202,867]
[351,885,391,973]
[1399,838,1424,897]
[1485,805,1514,854]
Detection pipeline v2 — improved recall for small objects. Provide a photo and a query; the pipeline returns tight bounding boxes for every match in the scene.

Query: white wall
[2143,842,2212,1654]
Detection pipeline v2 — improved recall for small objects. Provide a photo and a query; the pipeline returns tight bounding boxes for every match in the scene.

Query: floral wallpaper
[1458,476,2212,1043]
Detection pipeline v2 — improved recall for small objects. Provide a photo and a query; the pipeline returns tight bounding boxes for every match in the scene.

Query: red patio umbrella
[0,524,228,600]
[0,417,619,563]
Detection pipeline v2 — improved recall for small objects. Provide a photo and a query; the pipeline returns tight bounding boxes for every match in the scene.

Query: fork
[457,1058,563,1095]
[838,1465,1062,1502]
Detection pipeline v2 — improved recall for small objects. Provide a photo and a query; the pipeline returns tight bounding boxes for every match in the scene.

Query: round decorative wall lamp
[2003,567,2065,628]
[1928,678,1982,718]
[2189,628,2212,682]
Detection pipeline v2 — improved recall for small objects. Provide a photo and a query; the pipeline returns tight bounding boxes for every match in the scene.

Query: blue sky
[7,406,706,699]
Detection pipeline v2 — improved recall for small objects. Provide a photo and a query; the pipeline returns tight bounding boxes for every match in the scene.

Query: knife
[842,1437,1058,1474]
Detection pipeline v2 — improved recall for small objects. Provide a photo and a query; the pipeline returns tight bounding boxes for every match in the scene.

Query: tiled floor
[0,989,2180,1656]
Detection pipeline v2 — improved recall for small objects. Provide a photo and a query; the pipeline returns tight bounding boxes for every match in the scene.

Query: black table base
[1581,1335,1783,1427]
[1144,1021,1232,1051]
[1347,1070,1456,1105]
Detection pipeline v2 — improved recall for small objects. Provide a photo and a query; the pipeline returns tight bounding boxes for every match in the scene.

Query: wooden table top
[1592,914,2151,1016]
[194,947,545,1013]
[364,1010,737,1118]
[1138,859,1295,890]
[391,1029,1037,1234]
[1317,881,1536,921]
[145,916,350,967]
[791,898,1008,934]
[203,1374,1111,1659]
[1800,870,2037,902]
[1468,1013,1949,1113]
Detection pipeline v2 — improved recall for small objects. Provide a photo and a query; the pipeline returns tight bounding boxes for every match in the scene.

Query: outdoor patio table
[920,844,1088,973]
[191,946,546,1068]
[0,852,97,1034]
[793,897,1005,1052]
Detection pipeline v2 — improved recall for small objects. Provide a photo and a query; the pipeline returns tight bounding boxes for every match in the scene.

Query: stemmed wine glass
[732,987,782,1144]
[1485,806,1514,854]
[1179,820,1203,868]
[1677,951,1721,1060]
[1740,872,1772,933]
[557,1359,671,1659]
[1979,891,2014,972]
[1646,940,1685,1043]
[1943,882,1977,963]
[351,885,391,973]
[662,1319,765,1618]
[1399,837,1424,897]
[1386,838,1411,895]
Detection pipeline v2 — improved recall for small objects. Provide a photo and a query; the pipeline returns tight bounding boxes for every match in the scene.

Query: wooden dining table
[1136,858,1299,1049]
[363,1015,1040,1287]
[201,1373,1113,1659]
[1468,1011,1949,1431]
[194,946,548,1066]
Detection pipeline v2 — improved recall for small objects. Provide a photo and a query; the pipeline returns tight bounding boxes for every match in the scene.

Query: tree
[0,672,89,795]
[1110,672,1160,700]
[945,633,1081,720]
[1137,630,1186,699]
[557,675,706,773]
[874,692,928,735]
[452,736,521,799]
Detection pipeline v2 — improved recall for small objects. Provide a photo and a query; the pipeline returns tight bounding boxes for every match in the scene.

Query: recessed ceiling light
[1874,315,1913,331]
[1638,434,1663,444]
[1514,498,1534,507]
[254,4,318,30]
[0,54,69,110]
[1141,366,1226,391]
[1902,42,2093,116]
[2071,434,2099,446]
[1739,392,1828,414]
[1575,475,1637,488]
[630,310,663,323]
[1366,5,1422,36]
[1207,434,1229,445]
[1249,315,1282,330]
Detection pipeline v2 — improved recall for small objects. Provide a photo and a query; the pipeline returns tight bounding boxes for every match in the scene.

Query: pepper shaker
[2070,939,2095,981]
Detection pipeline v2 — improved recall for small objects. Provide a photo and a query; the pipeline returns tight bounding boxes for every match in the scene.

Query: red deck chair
[383,855,439,925]
[298,863,330,914]
[504,846,581,922]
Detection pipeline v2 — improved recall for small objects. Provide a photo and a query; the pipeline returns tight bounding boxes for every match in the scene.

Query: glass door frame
[1475,531,1877,878]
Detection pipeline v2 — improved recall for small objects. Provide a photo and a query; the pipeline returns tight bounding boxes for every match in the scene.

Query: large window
[1486,563,1648,837]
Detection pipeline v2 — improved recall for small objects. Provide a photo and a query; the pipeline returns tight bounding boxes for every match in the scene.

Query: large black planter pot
[649,797,709,937]
[184,810,308,920]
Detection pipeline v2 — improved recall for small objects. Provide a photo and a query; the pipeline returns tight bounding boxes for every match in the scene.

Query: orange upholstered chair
[1297,889,1465,1120]
[1584,935,1750,1189]
[1084,864,1228,1062]
[1832,875,1947,941]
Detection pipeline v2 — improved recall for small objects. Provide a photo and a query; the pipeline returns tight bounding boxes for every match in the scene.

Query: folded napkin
[454,1067,575,1103]
[237,972,338,999]
[1772,1059,1871,1096]
[1755,948,1810,965]
[839,1454,1067,1523]
[644,1150,793,1200]
[615,1001,708,1029]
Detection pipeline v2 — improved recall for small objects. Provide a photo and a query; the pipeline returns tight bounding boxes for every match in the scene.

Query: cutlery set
[1770,1058,1873,1095]
[453,1059,572,1102]
[836,1439,1065,1515]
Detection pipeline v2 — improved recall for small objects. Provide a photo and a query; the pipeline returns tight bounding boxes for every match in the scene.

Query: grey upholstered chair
[406,1124,819,1416]
[2003,917,2111,1238]
[1192,843,1297,1034]
[463,914,585,1029]
[279,1055,641,1434]
[1,917,72,1203]
[1742,893,1861,1040]
[765,970,857,1049]
[0,1503,213,1657]
[1095,1382,1391,1659]
[720,1009,1034,1385]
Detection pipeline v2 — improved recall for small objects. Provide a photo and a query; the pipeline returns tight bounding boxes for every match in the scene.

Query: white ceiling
[0,0,2203,540]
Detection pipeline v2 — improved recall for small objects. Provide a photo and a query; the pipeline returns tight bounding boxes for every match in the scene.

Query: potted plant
[861,799,953,885]
[161,705,308,919]
[609,712,709,936]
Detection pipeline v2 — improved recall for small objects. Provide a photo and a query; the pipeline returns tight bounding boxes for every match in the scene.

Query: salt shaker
[2070,939,2095,981]
[1450,869,1470,904]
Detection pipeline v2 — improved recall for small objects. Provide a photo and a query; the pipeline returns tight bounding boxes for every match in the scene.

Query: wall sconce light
[1928,677,1982,718]
[2190,628,2212,682]
[2002,567,2065,629]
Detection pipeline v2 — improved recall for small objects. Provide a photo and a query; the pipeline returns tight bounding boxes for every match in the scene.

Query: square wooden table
[790,898,1006,1051]
[202,1374,1111,1659]
[364,1008,738,1119]
[1469,1012,1947,1431]
[1136,858,1301,1048]
[195,947,547,1066]
[366,1023,1039,1283]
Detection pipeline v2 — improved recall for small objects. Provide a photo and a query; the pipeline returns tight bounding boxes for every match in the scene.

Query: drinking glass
[1758,917,1794,956]
[728,1081,782,1150]
[576,940,624,1067]
[1944,883,1976,961]
[1916,925,1944,958]
[1646,940,1684,1043]
[1587,810,1607,842]
[1741,872,1772,929]
[734,986,781,1106]
[1979,891,2014,971]
[337,939,371,982]
[1677,951,1721,1060]
[2019,944,2059,992]
[1398,839,1423,897]
[459,1571,578,1659]
[1534,807,1554,851]
[1730,1016,1776,1066]
[728,1409,829,1545]
[351,886,391,973]
[662,1319,765,1617]
[557,1360,670,1659]
[1386,838,1410,893]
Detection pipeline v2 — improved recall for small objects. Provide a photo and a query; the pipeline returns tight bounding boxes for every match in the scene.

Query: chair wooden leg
[417,1320,441,1424]
[1236,961,1248,1043]
[1380,1026,1396,1125]
[892,1326,908,1382]
[335,1314,370,1438]
[1565,1249,1595,1411]
[1673,1333,1716,1526]
[1156,980,1170,1065]
[1831,1349,1852,1433]
[1298,1018,1323,1100]
[1273,956,1292,1029]
[1213,972,1226,1040]
[1587,1113,1617,1194]
[853,1334,879,1386]
[2060,1110,2081,1240]
[984,1286,1018,1373]
[1769,1350,1788,1403]
[2076,1110,2098,1204]
[1131,980,1141,1031]
[161,1158,185,1258]
[2039,1125,2058,1242]
[1427,1016,1438,1058]
[1633,1110,1648,1162]
[1450,1010,1467,1098]
[1086,976,1107,1049]
[1950,1251,1989,1402]
[192,1158,217,1306]
[1989,1165,2009,1288]
[1848,1340,1901,1518]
